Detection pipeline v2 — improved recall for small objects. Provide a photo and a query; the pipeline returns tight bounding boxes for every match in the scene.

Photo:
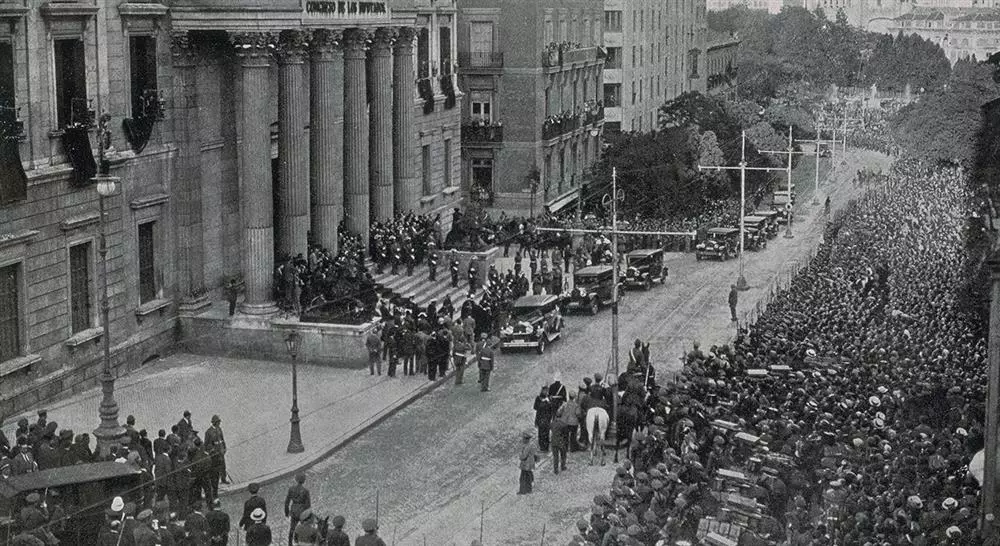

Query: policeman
[477,332,497,392]
[488,264,499,288]
[390,238,401,275]
[355,518,385,546]
[404,241,415,276]
[529,249,538,277]
[283,473,311,546]
[375,235,388,274]
[450,252,461,288]
[204,415,228,493]
[467,260,479,295]
[292,508,319,546]
[452,327,470,386]
[513,250,523,276]
[427,247,439,281]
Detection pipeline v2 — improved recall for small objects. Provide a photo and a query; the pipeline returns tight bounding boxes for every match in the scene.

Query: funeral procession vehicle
[696,227,741,261]
[623,248,668,290]
[752,210,780,239]
[741,216,769,251]
[564,264,616,315]
[0,462,145,546]
[500,294,563,354]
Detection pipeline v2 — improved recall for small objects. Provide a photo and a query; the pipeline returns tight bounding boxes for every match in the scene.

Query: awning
[546,187,580,214]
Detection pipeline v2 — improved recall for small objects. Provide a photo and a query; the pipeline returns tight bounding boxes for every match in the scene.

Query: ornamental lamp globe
[96,176,117,197]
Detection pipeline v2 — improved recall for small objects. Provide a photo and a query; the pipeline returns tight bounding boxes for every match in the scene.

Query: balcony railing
[542,42,601,67]
[458,51,504,68]
[462,122,504,143]
[542,112,580,140]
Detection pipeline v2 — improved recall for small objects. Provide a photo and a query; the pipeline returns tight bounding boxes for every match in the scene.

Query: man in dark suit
[177,411,193,443]
[239,483,267,531]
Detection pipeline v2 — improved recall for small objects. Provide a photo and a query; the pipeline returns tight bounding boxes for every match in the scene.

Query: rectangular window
[632,46,636,68]
[584,19,591,46]
[421,145,432,195]
[603,83,620,107]
[605,47,622,68]
[631,81,636,105]
[129,35,157,118]
[544,88,550,117]
[470,22,494,56]
[632,11,637,32]
[69,242,92,334]
[604,11,622,32]
[470,90,493,121]
[138,222,156,304]
[639,45,644,66]
[439,26,452,75]
[0,42,13,111]
[443,139,452,188]
[0,263,21,363]
[545,20,554,44]
[417,27,430,79]
[54,38,86,128]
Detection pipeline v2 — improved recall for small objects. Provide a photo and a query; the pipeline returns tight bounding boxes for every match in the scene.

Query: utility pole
[798,123,839,206]
[606,168,623,462]
[759,127,805,237]
[699,131,790,290]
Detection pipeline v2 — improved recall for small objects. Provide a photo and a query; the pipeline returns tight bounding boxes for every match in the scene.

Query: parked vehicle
[696,227,740,261]
[500,294,563,354]
[742,216,769,251]
[564,265,616,315]
[752,210,780,239]
[623,248,668,290]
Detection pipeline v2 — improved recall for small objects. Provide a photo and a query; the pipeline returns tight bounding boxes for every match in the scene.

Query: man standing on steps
[450,251,460,288]
[729,284,738,322]
[452,325,469,386]
[467,259,479,295]
[427,243,439,281]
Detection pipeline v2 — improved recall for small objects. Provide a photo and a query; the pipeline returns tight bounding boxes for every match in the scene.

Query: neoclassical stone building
[0,0,463,414]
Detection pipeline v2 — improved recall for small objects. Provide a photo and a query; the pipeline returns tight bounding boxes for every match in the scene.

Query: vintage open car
[563,265,616,315]
[752,210,780,239]
[0,462,145,546]
[696,227,740,261]
[742,216,769,251]
[500,294,563,354]
[623,248,668,290]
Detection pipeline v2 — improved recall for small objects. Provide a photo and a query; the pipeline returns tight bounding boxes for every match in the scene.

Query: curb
[218,366,457,497]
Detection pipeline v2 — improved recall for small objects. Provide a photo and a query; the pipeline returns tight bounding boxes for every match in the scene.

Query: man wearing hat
[284,473,311,546]
[17,492,48,543]
[240,483,268,530]
[206,499,231,545]
[476,332,498,392]
[518,430,538,494]
[185,500,210,544]
[177,411,194,443]
[245,508,272,546]
[292,508,320,545]
[326,515,350,546]
[355,518,385,546]
[204,414,228,492]
[132,509,158,546]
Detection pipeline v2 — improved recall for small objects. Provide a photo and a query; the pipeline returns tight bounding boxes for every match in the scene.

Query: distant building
[603,0,708,134]
[888,8,1000,63]
[705,32,741,95]
[457,0,605,215]
[706,0,785,14]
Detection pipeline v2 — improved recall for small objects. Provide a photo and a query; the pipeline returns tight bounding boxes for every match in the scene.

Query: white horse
[586,406,610,466]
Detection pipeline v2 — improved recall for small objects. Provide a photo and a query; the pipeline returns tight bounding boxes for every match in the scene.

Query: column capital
[274,29,309,64]
[394,27,417,54]
[310,28,343,61]
[170,31,199,66]
[371,27,397,52]
[342,28,372,58]
[230,31,277,65]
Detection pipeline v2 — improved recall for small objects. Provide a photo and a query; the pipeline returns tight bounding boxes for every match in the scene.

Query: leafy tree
[697,130,730,196]
[863,32,951,91]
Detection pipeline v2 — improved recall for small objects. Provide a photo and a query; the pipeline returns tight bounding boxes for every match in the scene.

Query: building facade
[0,0,462,415]
[889,8,1000,63]
[706,0,785,14]
[457,0,604,215]
[705,32,740,95]
[602,0,708,134]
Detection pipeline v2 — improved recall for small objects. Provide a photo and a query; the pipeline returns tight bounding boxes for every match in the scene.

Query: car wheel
[537,337,546,354]
[589,299,599,315]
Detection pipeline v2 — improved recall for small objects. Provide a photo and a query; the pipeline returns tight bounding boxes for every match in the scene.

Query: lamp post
[285,331,305,454]
[92,114,125,457]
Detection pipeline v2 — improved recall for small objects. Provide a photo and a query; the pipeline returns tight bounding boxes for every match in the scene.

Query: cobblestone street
[221,150,892,545]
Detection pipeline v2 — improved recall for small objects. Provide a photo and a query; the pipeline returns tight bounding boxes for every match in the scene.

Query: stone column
[275,30,310,259]
[170,32,204,298]
[393,27,419,214]
[309,29,344,253]
[369,27,395,221]
[232,32,278,315]
[343,28,371,244]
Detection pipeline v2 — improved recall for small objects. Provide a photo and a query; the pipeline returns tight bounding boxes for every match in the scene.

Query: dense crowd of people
[554,159,991,545]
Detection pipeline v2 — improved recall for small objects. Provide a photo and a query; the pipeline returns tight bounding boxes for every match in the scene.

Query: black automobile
[696,227,740,260]
[563,265,616,315]
[742,216,768,251]
[623,248,668,290]
[500,294,563,354]
[752,210,780,239]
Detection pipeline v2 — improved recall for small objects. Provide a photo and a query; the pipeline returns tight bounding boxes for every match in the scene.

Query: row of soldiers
[371,213,440,275]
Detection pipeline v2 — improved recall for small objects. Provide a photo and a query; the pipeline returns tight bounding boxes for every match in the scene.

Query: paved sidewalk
[1,353,453,495]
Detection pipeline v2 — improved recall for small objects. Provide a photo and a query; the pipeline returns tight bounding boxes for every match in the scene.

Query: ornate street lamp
[285,331,305,453]
[92,115,125,456]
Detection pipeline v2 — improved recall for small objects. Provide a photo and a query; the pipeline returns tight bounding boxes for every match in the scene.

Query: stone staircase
[368,261,482,311]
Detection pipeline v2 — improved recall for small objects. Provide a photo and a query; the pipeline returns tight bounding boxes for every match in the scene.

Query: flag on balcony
[123,115,155,154]
[0,136,25,204]
[62,125,97,187]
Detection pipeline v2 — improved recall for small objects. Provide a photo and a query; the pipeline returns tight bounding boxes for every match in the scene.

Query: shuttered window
[69,242,92,333]
[0,263,21,362]
[138,222,156,304]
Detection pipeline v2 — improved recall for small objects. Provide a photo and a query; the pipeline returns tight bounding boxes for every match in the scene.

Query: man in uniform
[487,264,499,288]
[355,518,386,546]
[514,250,523,276]
[390,238,401,275]
[427,245,439,281]
[204,415,228,494]
[292,508,319,545]
[452,324,469,386]
[551,262,563,295]
[404,240,415,276]
[325,515,350,546]
[467,260,479,295]
[283,473,311,546]
[476,332,497,392]
[239,483,267,531]
[529,248,538,277]
[206,499,230,545]
[450,252,460,288]
[185,500,210,545]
